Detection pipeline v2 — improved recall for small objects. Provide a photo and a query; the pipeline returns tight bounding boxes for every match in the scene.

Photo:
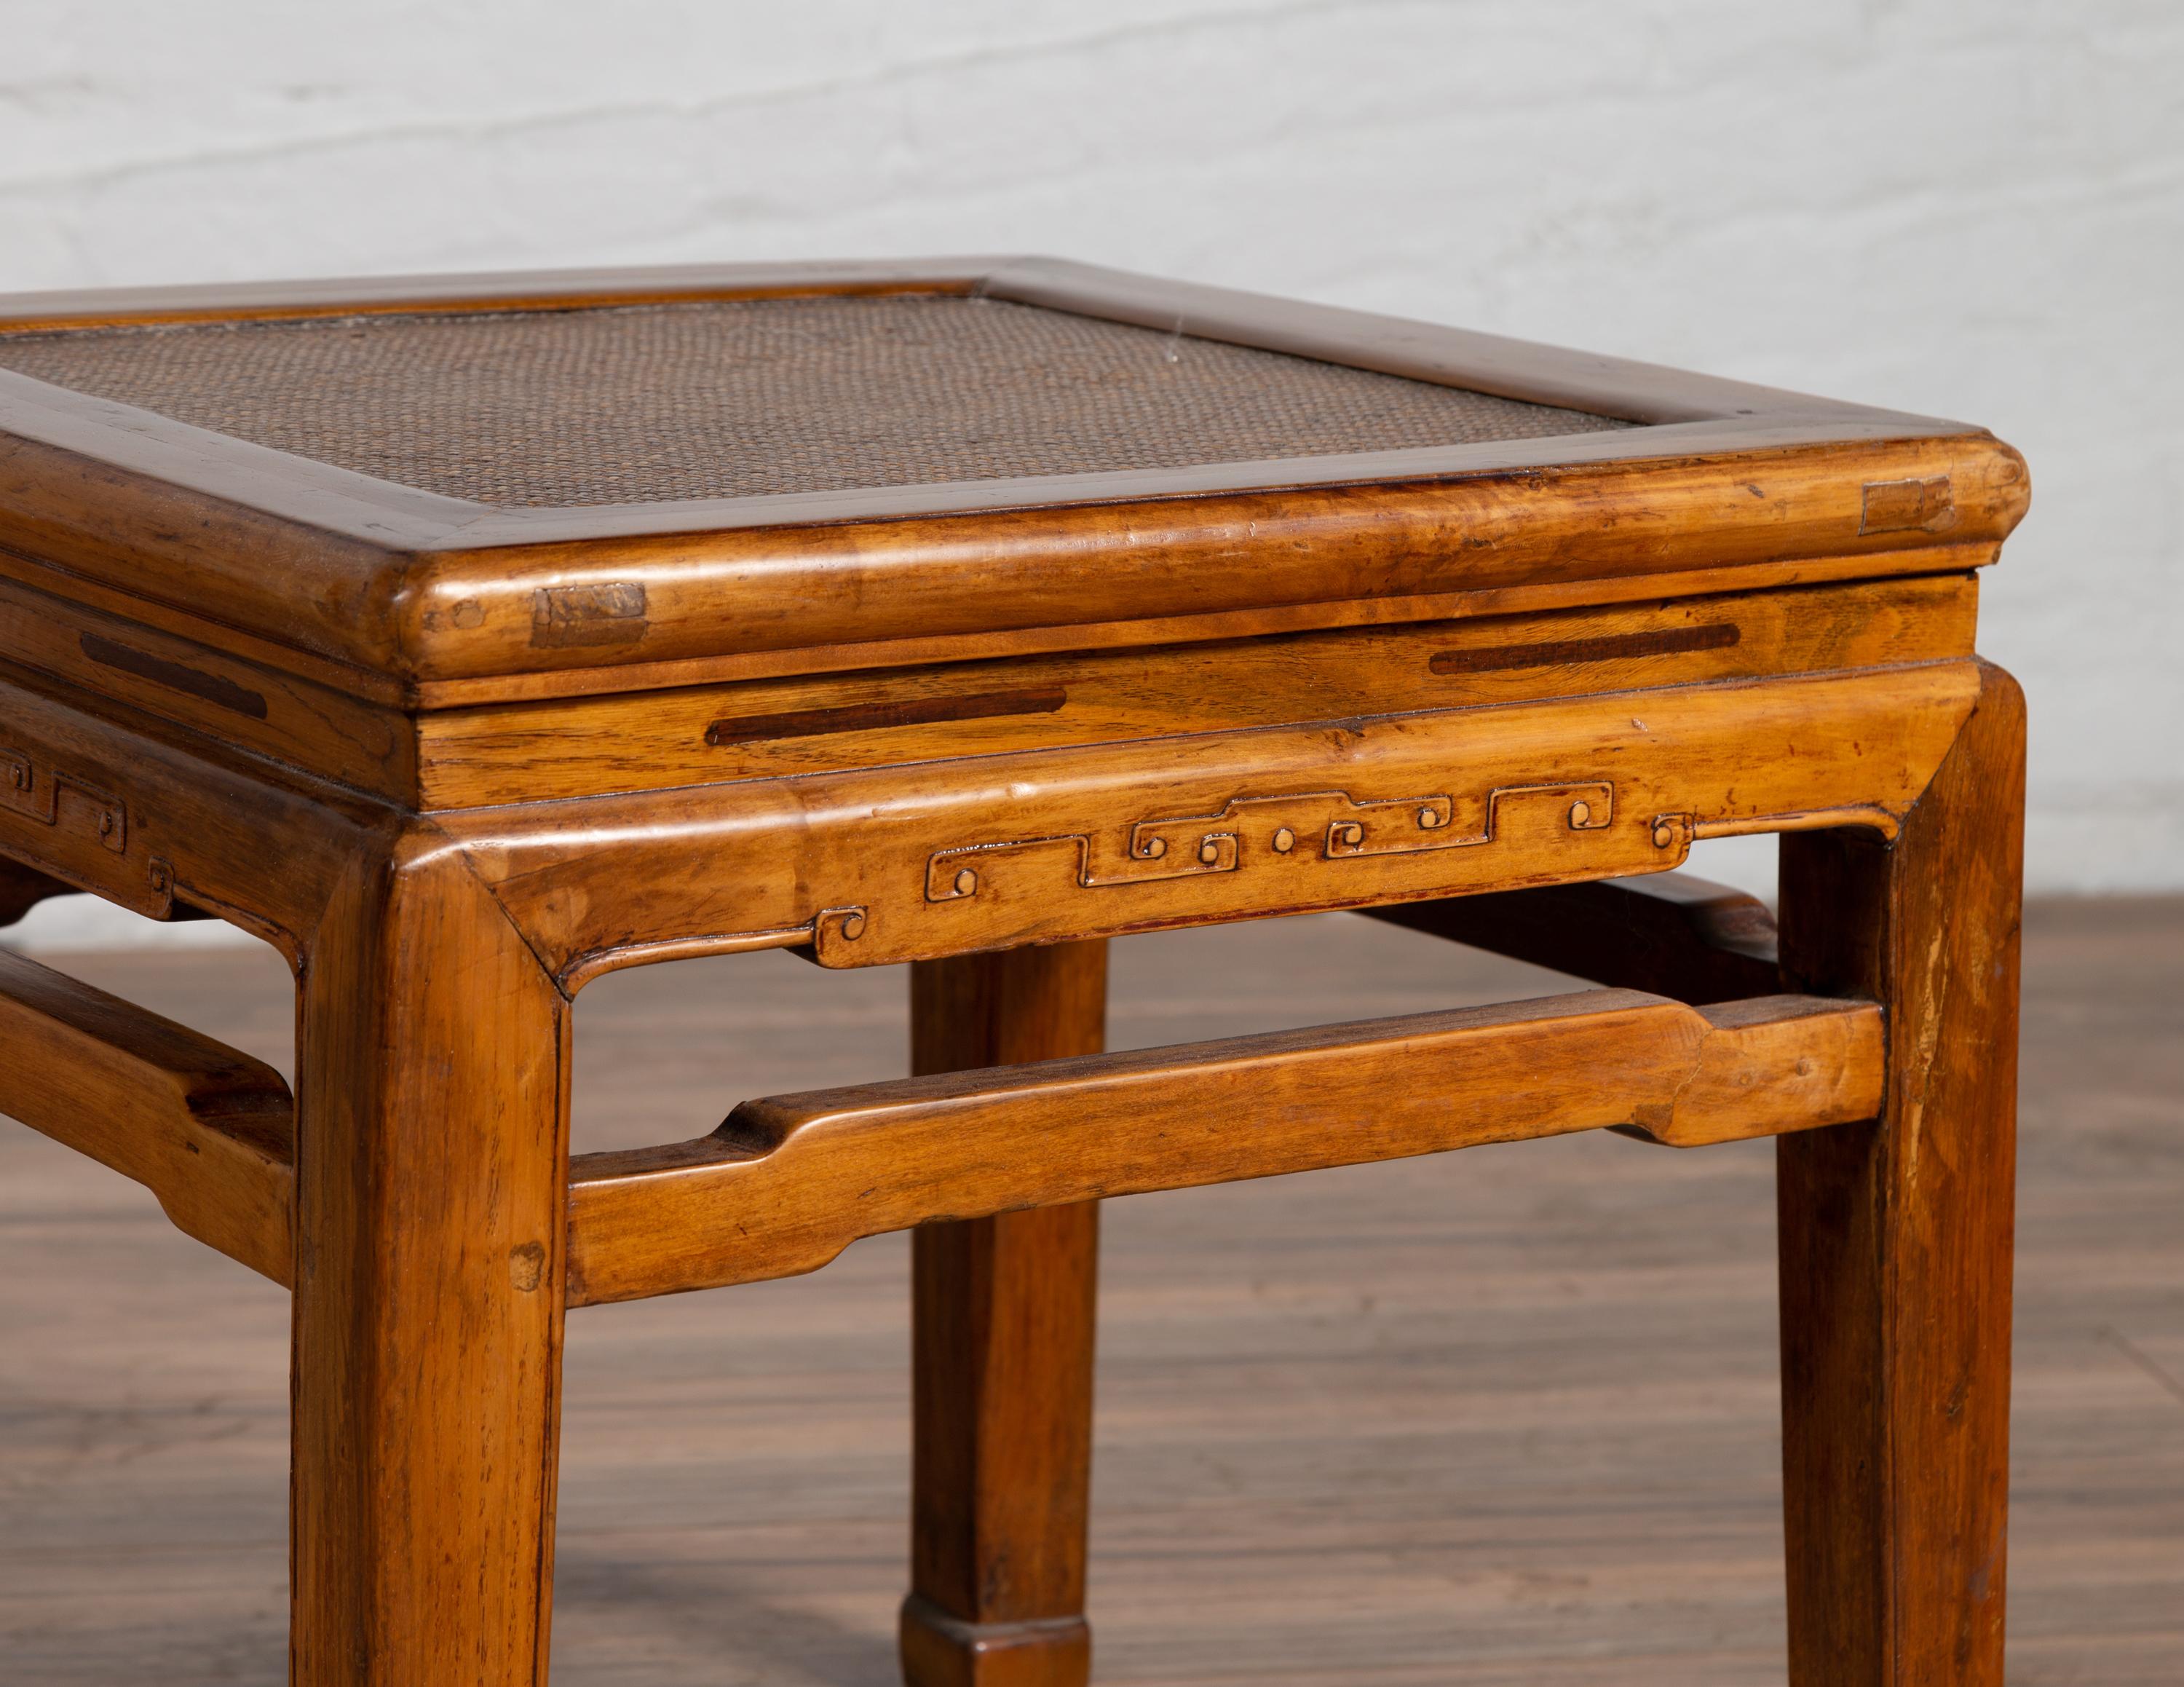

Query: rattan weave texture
[0,295,1629,508]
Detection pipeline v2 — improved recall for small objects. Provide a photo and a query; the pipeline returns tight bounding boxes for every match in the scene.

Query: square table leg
[1776,662,2025,1686]
[288,846,571,1686]
[904,942,1106,1687]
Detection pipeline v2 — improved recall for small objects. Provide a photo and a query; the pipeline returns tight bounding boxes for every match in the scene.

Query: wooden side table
[0,259,2027,1686]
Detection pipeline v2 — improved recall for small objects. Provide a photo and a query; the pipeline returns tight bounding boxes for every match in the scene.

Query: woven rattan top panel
[0,295,1629,509]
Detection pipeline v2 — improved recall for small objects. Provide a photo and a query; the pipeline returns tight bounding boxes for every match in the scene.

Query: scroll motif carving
[0,745,178,917]
[3,749,127,853]
[925,781,1615,903]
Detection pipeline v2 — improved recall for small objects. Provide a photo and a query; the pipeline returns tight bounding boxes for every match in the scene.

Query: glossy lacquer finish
[0,259,2027,1686]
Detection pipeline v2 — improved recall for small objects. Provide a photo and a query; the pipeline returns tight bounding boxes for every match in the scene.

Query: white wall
[4,1,2179,948]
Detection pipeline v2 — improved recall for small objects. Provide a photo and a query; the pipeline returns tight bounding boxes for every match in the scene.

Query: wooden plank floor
[1,898,2179,1684]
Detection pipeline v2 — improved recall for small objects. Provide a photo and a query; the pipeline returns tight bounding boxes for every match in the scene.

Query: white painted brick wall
[5,0,2179,948]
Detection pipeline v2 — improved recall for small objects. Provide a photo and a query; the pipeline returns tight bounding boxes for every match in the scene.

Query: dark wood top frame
[0,258,2027,711]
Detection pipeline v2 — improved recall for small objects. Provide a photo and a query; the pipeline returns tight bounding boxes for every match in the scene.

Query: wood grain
[1776,660,2025,1686]
[405,545,1993,710]
[1362,870,1780,1004]
[563,990,1881,1306]
[414,575,1975,807]
[906,943,1107,1687]
[287,842,571,1686]
[0,946,291,1281]
[393,435,2025,687]
[0,256,2039,1686]
[0,572,413,799]
[6,898,2167,1686]
[0,259,2026,702]
[0,665,388,958]
[452,663,1979,982]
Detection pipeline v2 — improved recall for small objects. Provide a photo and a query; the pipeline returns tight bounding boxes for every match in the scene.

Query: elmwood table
[0,259,2027,1685]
